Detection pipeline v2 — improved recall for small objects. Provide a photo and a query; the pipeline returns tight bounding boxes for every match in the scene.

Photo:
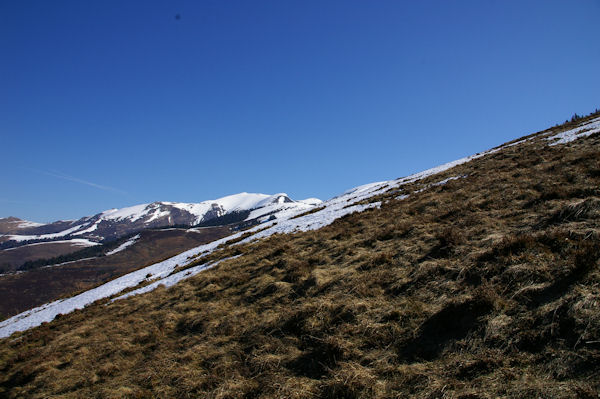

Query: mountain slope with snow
[3,115,598,338]
[1,193,321,250]
[1,112,600,398]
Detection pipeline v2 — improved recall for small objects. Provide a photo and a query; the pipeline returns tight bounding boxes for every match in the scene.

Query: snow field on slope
[6,223,92,242]
[105,234,140,256]
[72,222,99,235]
[245,202,314,222]
[16,220,45,228]
[1,239,99,251]
[547,117,600,146]
[297,198,324,206]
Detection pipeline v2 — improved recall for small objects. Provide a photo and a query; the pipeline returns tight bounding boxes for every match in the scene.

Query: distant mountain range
[0,192,321,255]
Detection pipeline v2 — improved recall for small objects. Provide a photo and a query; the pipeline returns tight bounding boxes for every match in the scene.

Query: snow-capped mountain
[1,193,321,247]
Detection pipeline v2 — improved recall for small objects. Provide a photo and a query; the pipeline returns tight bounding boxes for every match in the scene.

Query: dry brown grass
[1,114,600,398]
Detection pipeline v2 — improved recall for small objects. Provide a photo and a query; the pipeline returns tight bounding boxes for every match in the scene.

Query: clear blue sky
[2,1,599,223]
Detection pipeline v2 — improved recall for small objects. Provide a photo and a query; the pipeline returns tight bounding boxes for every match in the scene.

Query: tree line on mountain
[562,107,599,125]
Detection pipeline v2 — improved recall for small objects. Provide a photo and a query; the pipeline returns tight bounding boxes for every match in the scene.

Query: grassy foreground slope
[1,114,599,398]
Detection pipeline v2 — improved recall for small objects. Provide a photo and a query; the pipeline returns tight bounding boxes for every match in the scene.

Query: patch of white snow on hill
[253,193,291,208]
[341,180,389,197]
[2,239,98,251]
[114,256,241,301]
[105,234,140,256]
[42,257,98,268]
[415,175,467,193]
[546,117,600,146]
[163,202,213,223]
[144,208,170,223]
[245,202,380,242]
[298,198,323,206]
[240,182,391,243]
[245,202,313,222]
[6,223,91,242]
[72,221,99,235]
[17,220,45,228]
[393,147,501,187]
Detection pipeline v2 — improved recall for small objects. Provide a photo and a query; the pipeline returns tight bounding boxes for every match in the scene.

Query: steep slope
[1,113,599,398]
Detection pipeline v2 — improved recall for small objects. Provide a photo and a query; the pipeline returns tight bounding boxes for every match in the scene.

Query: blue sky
[2,1,599,223]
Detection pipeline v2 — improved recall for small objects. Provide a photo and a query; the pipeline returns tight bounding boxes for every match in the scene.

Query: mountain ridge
[0,193,321,272]
[0,193,321,247]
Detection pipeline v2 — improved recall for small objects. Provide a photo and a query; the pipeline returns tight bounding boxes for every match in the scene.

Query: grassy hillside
[1,114,599,398]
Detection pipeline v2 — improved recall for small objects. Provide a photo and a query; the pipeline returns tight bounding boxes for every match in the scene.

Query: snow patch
[114,256,241,301]
[42,257,98,269]
[415,175,467,193]
[71,222,99,235]
[6,224,90,242]
[105,234,140,256]
[144,208,170,224]
[2,238,98,251]
[16,220,45,228]
[298,198,323,206]
[546,117,600,146]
